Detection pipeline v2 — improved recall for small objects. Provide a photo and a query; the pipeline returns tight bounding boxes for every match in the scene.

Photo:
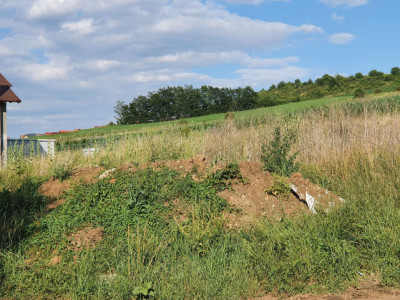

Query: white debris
[83,148,100,156]
[305,188,317,214]
[289,184,317,214]
[99,168,116,179]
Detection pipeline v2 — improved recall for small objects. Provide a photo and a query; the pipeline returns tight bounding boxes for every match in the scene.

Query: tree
[391,67,400,76]
[355,72,364,79]
[368,69,384,77]
[277,81,286,89]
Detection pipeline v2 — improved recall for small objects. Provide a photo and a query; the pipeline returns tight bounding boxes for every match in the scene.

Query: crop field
[2,92,400,299]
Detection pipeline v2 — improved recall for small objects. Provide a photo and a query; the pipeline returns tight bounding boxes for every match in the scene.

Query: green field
[37,95,352,141]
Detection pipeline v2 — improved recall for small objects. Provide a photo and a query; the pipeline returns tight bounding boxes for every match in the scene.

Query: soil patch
[39,167,105,210]
[219,162,309,228]
[218,162,344,229]
[68,227,104,252]
[288,172,344,213]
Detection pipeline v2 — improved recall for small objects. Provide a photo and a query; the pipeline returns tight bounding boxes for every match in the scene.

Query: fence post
[0,102,7,168]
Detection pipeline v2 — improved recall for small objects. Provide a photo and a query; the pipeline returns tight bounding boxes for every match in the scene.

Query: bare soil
[38,166,105,210]
[68,226,104,252]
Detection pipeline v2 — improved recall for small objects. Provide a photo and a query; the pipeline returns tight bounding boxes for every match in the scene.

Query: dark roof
[0,73,12,87]
[0,89,21,103]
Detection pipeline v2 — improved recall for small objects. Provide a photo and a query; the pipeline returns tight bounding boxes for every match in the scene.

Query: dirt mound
[288,172,344,213]
[68,227,104,252]
[150,155,209,180]
[219,162,309,228]
[218,162,344,229]
[39,179,71,199]
[39,167,105,210]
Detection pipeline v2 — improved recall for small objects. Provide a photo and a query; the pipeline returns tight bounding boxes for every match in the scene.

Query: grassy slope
[36,95,351,141]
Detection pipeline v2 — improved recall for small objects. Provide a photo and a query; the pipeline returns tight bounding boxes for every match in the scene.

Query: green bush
[354,88,365,98]
[261,127,299,177]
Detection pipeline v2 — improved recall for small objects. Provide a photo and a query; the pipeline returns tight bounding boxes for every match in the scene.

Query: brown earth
[68,227,104,252]
[288,172,344,213]
[100,157,344,229]
[38,166,105,210]
[220,162,309,229]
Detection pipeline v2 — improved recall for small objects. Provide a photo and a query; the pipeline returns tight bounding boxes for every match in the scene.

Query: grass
[35,95,352,142]
[1,91,400,298]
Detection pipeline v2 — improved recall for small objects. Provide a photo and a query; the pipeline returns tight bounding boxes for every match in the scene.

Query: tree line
[115,67,400,125]
[115,85,257,124]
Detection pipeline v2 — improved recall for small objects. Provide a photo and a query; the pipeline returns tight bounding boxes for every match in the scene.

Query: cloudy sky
[0,0,397,137]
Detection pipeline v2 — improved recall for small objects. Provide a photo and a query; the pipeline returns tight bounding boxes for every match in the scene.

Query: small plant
[132,282,155,299]
[178,119,188,125]
[224,111,235,120]
[206,163,245,191]
[49,158,75,181]
[354,88,365,98]
[180,126,190,137]
[261,127,299,177]
[374,88,383,94]
[266,175,291,198]
[396,86,400,92]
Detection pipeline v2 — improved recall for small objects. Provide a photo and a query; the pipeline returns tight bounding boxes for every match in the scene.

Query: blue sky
[0,0,397,137]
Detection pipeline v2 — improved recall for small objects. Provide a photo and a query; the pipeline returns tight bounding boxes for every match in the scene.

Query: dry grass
[2,100,400,188]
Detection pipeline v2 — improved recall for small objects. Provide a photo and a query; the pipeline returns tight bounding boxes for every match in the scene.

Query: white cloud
[61,19,96,35]
[27,0,81,18]
[331,13,345,22]
[329,33,356,44]
[319,0,368,7]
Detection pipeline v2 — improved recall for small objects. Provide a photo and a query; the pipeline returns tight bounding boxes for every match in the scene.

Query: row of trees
[115,85,257,124]
[115,67,400,125]
[258,67,400,106]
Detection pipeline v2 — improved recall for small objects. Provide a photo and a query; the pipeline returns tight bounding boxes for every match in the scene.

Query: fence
[7,139,55,157]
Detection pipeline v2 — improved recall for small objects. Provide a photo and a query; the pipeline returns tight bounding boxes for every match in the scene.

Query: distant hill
[115,67,400,125]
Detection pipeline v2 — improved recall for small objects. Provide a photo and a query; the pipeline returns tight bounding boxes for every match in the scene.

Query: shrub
[261,127,299,177]
[354,88,366,98]
[224,111,235,120]
[49,158,75,181]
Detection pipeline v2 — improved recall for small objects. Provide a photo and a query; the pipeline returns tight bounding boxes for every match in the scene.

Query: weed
[261,127,299,177]
[266,175,291,198]
[49,157,75,181]
[224,111,235,120]
[133,282,155,299]
[206,163,245,191]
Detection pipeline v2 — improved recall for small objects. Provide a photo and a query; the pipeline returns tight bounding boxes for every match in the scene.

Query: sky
[0,0,398,137]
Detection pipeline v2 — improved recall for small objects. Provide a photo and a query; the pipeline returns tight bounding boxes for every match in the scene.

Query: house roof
[0,88,21,103]
[0,73,21,103]
[0,73,12,87]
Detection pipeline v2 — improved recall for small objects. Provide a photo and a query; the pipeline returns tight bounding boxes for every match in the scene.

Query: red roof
[0,88,21,103]
[0,73,12,87]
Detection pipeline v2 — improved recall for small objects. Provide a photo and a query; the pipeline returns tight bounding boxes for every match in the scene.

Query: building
[0,73,21,167]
